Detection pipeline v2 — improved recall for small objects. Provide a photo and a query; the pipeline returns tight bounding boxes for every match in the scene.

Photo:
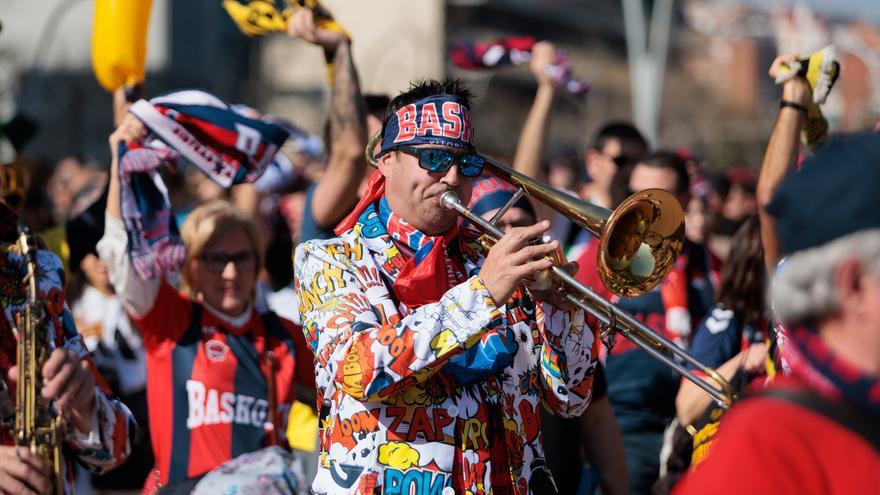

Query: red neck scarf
[335,170,465,308]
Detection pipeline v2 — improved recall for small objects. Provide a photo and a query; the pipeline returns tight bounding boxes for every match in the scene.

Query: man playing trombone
[294,78,597,494]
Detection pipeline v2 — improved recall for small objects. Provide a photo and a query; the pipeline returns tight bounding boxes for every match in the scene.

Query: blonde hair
[179,199,262,298]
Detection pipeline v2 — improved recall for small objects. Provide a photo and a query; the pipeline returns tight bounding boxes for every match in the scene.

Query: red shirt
[133,281,315,485]
[675,378,880,495]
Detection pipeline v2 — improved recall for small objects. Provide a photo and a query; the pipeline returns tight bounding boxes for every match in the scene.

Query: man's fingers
[517,220,551,238]
[302,8,316,33]
[7,366,17,386]
[42,351,78,400]
[69,365,95,412]
[499,221,551,250]
[517,258,555,277]
[1,448,50,494]
[769,54,799,78]
[0,473,39,495]
[13,448,50,478]
[53,362,89,410]
[40,349,69,381]
[507,241,560,266]
[41,361,76,401]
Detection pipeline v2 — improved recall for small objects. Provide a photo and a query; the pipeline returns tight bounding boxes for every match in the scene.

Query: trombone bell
[482,156,684,298]
[599,189,685,297]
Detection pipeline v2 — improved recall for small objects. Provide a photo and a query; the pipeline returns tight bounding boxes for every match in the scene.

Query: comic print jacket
[294,203,597,495]
[0,243,135,494]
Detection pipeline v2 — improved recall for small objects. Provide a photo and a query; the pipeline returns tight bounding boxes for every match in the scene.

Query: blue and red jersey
[131,280,315,485]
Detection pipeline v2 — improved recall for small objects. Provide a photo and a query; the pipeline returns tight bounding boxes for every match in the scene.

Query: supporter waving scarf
[223,0,349,39]
[774,45,840,145]
[121,89,290,279]
[128,90,290,188]
[450,36,590,95]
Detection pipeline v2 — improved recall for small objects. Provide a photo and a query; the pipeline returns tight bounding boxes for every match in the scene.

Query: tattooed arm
[288,8,368,230]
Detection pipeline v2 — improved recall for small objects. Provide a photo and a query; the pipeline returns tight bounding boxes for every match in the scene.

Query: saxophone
[11,223,65,494]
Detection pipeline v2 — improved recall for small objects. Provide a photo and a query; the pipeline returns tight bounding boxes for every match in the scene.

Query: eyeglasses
[200,250,257,274]
[393,145,485,177]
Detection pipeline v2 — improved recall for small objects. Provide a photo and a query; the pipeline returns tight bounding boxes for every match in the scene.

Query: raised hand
[108,113,148,163]
[529,41,559,88]
[285,7,347,51]
[768,54,811,106]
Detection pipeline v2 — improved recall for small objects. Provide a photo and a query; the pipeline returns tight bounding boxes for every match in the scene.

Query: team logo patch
[205,339,229,362]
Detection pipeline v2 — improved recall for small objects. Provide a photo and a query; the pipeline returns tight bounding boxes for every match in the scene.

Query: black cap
[766,132,880,254]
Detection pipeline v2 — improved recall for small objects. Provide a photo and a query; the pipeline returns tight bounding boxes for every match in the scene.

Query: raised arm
[287,8,367,229]
[97,115,161,317]
[757,55,810,274]
[513,41,561,222]
[513,41,559,181]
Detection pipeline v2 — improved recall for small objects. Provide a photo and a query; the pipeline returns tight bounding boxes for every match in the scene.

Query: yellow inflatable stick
[92,0,153,92]
[286,399,319,452]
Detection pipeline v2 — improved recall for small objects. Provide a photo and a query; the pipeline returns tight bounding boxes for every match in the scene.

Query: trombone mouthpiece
[440,191,461,210]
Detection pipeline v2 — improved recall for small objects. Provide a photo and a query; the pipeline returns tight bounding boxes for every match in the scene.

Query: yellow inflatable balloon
[286,400,318,452]
[92,0,153,92]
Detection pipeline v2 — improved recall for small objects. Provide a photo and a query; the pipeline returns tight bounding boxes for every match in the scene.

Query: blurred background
[0,0,878,172]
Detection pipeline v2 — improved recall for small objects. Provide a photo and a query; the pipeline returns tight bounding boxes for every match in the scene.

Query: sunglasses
[394,145,485,177]
[200,250,257,274]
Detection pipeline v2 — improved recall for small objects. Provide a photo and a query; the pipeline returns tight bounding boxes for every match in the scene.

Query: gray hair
[771,228,880,324]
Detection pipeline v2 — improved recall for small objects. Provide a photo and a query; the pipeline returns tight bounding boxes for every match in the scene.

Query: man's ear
[835,256,864,313]
[378,151,393,177]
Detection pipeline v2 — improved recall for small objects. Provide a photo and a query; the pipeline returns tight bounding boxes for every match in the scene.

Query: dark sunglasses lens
[418,149,455,172]
[203,252,255,273]
[458,155,485,177]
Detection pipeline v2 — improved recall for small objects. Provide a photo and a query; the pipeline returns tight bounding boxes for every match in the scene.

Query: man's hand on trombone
[480,220,578,309]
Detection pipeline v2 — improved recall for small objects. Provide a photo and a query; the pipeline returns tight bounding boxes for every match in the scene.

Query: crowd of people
[0,6,877,495]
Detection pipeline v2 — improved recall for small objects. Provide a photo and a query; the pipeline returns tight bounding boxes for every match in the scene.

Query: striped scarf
[783,325,880,420]
[122,90,290,279]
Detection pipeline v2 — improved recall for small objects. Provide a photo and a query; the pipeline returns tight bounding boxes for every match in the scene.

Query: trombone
[366,133,737,408]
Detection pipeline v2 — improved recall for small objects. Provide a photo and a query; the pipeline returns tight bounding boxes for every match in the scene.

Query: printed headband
[378,94,476,157]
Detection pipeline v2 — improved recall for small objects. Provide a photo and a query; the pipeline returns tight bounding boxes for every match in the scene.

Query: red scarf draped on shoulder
[335,170,463,308]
